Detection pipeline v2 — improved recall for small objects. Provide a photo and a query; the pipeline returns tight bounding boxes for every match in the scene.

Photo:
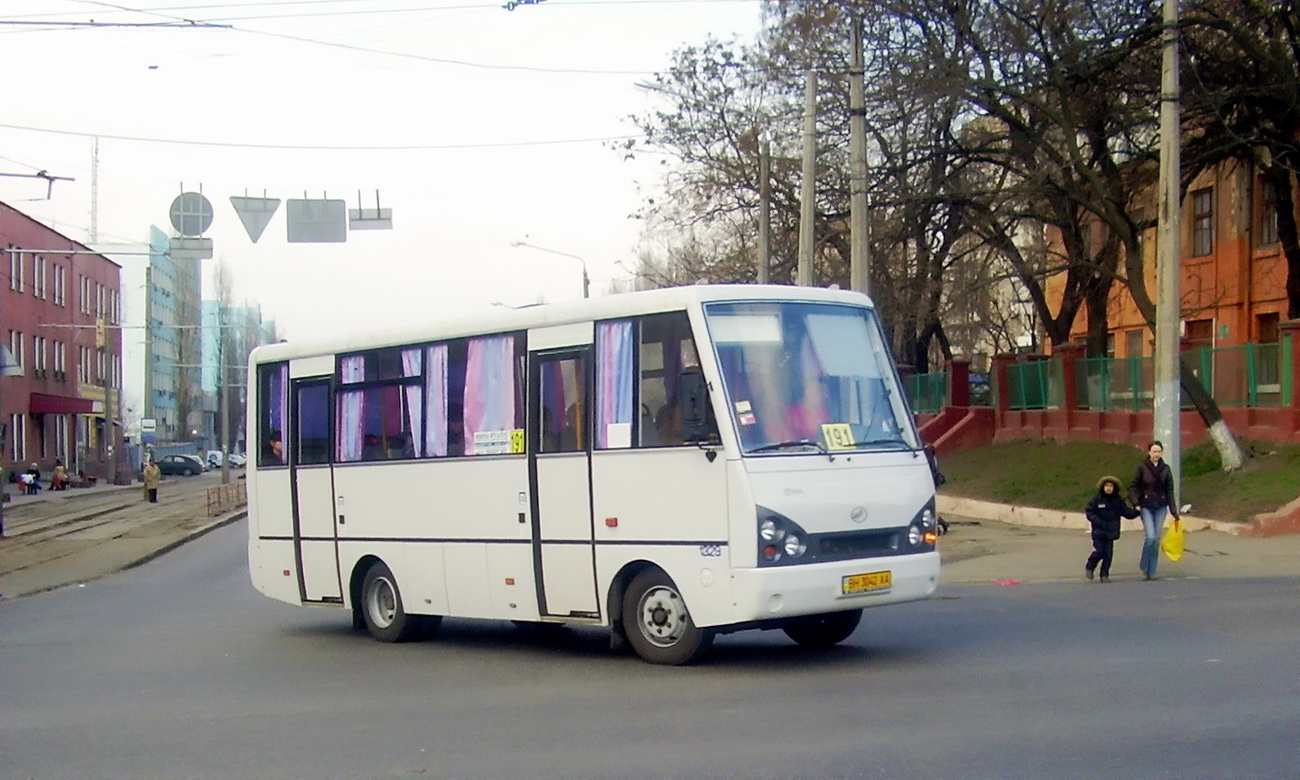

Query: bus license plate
[842,571,892,595]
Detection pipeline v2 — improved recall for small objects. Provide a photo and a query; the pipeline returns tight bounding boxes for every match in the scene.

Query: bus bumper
[723,551,940,625]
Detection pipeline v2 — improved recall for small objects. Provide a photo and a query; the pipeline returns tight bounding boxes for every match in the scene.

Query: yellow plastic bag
[1161,519,1184,562]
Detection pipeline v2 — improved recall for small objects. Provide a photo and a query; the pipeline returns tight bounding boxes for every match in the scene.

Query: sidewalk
[937,494,1300,585]
[0,471,245,600]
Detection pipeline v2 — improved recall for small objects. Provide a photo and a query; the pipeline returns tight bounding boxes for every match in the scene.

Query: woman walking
[1129,441,1180,580]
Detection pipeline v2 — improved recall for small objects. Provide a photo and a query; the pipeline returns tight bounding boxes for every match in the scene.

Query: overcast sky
[0,0,764,340]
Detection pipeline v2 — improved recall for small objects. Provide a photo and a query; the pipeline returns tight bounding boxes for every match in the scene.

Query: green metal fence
[906,371,947,414]
[1005,359,1062,410]
[1073,341,1289,411]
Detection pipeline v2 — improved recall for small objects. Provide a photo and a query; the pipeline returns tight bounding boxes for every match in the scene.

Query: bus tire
[360,560,424,643]
[622,569,713,665]
[781,609,862,649]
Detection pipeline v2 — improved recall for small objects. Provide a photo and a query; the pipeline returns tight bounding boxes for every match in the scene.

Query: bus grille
[815,529,902,561]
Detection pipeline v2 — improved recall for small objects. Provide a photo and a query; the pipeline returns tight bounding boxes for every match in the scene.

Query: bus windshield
[704,301,919,455]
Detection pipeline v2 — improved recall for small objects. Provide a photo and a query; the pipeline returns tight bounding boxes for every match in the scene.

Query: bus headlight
[756,509,810,566]
[907,499,939,551]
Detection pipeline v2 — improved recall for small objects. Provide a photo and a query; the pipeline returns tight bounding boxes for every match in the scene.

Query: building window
[53,265,66,306]
[79,346,91,384]
[33,255,46,299]
[1191,188,1214,257]
[1124,329,1144,358]
[1185,318,1214,350]
[80,275,91,314]
[9,330,24,372]
[10,413,26,462]
[1259,179,1279,247]
[9,249,23,292]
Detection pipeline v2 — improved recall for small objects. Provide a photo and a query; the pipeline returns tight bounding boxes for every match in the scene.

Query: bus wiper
[748,439,833,460]
[845,437,913,451]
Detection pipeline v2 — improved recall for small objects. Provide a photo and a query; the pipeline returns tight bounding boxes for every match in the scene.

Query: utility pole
[797,69,817,287]
[849,16,870,296]
[1154,0,1182,501]
[758,137,772,284]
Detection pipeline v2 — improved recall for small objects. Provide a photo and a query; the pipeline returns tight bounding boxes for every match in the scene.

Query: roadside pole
[1154,0,1182,501]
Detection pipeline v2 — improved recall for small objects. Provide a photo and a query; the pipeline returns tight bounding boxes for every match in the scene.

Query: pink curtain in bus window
[424,344,448,457]
[273,364,288,447]
[401,348,423,457]
[463,335,514,455]
[596,321,634,448]
[337,355,365,462]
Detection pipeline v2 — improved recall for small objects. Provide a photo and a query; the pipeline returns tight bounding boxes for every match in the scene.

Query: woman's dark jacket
[1130,458,1178,514]
[1087,476,1140,540]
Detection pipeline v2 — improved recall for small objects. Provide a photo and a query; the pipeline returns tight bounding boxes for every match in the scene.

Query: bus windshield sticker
[475,430,513,455]
[821,423,857,451]
[509,430,526,454]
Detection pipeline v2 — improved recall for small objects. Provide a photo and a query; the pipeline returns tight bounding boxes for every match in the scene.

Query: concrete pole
[849,16,870,296]
[758,137,772,284]
[1154,0,1182,502]
[797,69,817,287]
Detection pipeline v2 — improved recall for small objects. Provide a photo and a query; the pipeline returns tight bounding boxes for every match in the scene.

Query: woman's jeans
[1140,506,1168,577]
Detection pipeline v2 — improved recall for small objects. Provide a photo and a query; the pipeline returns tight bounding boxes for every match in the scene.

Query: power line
[0,121,642,150]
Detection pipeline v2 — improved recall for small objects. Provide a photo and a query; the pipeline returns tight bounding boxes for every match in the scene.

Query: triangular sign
[230,196,281,243]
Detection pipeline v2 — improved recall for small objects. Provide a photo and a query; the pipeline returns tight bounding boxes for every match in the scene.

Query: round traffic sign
[169,192,214,236]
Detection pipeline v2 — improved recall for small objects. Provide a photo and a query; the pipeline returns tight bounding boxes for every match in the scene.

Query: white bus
[247,284,940,664]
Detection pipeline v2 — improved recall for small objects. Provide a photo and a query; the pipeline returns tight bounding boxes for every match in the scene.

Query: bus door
[529,346,598,617]
[290,377,342,602]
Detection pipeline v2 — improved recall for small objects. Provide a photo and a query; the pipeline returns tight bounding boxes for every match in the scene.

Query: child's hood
[1096,475,1123,493]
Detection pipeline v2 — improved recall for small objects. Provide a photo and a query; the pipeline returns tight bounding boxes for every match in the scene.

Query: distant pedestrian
[1084,475,1139,582]
[142,459,162,504]
[1130,440,1180,580]
[24,463,41,495]
[51,459,68,491]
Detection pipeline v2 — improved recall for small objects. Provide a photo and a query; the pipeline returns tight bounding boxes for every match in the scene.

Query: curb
[936,495,1245,535]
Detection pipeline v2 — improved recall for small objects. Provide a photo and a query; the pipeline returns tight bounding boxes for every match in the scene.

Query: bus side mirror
[678,369,710,443]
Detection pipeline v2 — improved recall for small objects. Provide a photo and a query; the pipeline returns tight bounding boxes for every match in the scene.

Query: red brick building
[1,201,122,482]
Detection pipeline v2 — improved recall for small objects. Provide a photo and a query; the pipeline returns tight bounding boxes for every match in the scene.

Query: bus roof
[250,284,875,364]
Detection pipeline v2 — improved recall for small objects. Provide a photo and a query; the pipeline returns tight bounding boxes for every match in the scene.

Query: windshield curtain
[704,301,919,455]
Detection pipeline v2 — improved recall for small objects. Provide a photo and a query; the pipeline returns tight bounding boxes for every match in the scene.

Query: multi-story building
[201,300,275,455]
[0,200,123,481]
[106,226,203,447]
[1050,163,1288,356]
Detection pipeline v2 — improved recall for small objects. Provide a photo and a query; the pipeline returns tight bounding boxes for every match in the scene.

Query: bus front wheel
[781,609,862,648]
[360,561,432,643]
[621,569,713,665]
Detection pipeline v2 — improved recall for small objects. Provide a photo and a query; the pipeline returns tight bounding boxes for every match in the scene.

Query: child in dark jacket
[1085,475,1140,582]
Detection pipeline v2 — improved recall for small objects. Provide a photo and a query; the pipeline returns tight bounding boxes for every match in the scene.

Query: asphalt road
[1,520,1296,780]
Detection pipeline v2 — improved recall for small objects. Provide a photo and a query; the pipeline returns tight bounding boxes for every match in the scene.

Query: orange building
[1049,162,1289,358]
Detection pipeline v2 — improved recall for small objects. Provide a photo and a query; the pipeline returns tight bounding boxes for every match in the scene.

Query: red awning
[29,392,100,415]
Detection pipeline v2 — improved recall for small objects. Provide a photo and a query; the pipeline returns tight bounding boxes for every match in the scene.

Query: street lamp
[510,240,590,299]
[0,345,25,537]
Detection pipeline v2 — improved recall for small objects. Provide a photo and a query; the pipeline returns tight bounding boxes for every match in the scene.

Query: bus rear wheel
[360,561,434,643]
[781,609,862,649]
[621,569,713,665]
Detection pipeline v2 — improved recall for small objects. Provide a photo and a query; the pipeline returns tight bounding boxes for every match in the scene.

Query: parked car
[207,451,247,469]
[155,454,205,477]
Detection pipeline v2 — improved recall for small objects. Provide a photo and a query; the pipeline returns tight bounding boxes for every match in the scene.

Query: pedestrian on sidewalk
[142,459,162,504]
[50,459,68,491]
[1085,475,1139,582]
[23,463,41,495]
[1130,440,1180,581]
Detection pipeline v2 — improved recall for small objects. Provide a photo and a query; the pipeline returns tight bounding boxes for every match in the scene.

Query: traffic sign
[230,196,281,243]
[169,192,214,237]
